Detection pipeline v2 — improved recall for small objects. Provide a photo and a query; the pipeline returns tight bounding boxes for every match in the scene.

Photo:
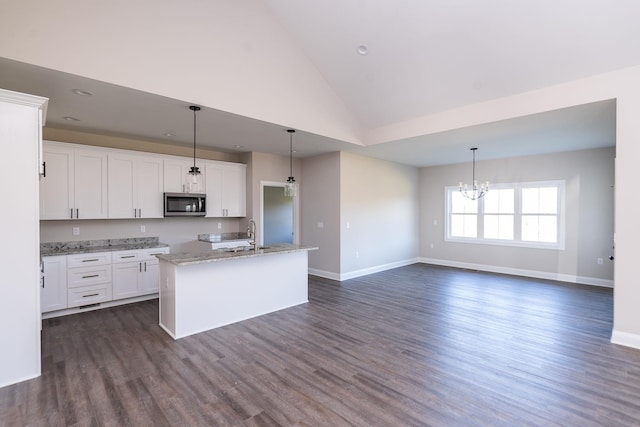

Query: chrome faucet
[247,219,257,250]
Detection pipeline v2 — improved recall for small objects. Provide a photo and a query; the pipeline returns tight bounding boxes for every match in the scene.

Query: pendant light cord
[190,105,201,169]
[287,129,295,182]
[472,147,476,186]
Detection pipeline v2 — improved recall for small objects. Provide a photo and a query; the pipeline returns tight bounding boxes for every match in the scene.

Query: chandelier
[459,147,488,200]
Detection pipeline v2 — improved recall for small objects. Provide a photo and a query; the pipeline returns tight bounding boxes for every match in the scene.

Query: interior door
[263,186,294,245]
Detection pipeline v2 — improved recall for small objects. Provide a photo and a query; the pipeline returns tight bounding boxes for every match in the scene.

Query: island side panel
[159,260,178,339]
[172,250,309,339]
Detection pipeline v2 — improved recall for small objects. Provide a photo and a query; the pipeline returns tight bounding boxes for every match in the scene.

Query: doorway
[260,181,299,246]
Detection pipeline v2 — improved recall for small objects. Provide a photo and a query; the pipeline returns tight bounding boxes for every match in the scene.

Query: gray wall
[340,152,419,277]
[301,152,341,275]
[419,147,615,285]
[302,151,419,279]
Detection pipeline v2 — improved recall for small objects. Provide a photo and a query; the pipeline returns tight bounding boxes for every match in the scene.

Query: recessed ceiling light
[63,116,81,122]
[164,132,176,138]
[72,89,94,97]
[356,45,369,56]
[234,145,244,149]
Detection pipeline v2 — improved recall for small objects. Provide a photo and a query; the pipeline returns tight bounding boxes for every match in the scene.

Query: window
[445,180,565,249]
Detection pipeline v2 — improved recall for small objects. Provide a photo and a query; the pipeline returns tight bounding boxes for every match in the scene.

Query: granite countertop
[198,232,252,243]
[41,237,169,257]
[157,243,318,267]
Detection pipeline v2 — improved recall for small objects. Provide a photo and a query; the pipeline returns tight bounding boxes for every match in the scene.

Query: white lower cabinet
[66,253,113,308]
[42,247,169,315]
[41,256,67,313]
[112,248,169,299]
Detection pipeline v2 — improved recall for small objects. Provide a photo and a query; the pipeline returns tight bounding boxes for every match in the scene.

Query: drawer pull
[82,259,100,263]
[121,255,136,259]
[82,293,99,298]
[82,274,99,279]
[150,253,162,256]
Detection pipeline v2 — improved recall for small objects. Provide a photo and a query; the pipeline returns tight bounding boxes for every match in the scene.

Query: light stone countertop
[40,237,169,257]
[157,243,318,267]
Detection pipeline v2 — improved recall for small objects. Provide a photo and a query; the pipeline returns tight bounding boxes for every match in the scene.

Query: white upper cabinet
[40,144,74,219]
[40,142,108,219]
[164,159,205,194]
[75,149,108,219]
[108,153,163,219]
[205,161,246,217]
[40,141,246,220]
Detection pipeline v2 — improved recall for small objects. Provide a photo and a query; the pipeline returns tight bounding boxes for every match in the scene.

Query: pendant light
[459,147,489,200]
[186,105,202,193]
[284,129,298,197]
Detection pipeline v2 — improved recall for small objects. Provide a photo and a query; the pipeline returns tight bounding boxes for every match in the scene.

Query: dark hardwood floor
[2,263,639,426]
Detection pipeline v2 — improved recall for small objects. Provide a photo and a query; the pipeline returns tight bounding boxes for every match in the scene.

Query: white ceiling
[1,0,635,166]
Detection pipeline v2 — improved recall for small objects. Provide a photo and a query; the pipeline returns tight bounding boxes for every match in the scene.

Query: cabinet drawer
[139,247,170,261]
[67,283,113,308]
[112,250,140,263]
[67,252,112,268]
[68,265,112,288]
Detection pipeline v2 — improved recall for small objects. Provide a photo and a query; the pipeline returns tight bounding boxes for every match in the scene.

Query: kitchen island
[156,244,317,339]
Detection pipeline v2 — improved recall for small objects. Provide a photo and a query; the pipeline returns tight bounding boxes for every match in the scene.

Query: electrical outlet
[356,251,359,258]
[218,222,222,230]
[430,243,434,249]
[317,222,324,229]
[140,225,146,233]
[72,227,80,236]
[597,258,603,265]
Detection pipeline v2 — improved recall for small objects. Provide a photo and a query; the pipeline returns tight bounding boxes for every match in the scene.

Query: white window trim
[445,180,566,250]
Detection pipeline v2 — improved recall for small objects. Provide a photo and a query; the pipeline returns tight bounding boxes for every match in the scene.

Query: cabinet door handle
[82,259,99,262]
[82,274,99,279]
[134,208,137,218]
[139,263,142,272]
[70,208,74,219]
[144,261,147,272]
[76,208,79,219]
[42,161,46,178]
[82,293,99,298]
[138,208,142,217]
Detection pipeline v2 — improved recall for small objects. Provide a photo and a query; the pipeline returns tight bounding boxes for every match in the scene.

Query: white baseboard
[418,257,614,288]
[308,258,419,282]
[42,294,159,319]
[308,268,341,281]
[611,330,640,350]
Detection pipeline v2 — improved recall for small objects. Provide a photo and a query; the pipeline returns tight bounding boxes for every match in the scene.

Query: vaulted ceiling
[1,0,637,166]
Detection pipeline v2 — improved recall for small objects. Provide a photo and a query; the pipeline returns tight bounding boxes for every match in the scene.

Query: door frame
[259,180,300,246]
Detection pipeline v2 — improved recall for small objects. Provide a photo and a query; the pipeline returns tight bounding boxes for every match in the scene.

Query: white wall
[420,147,615,286]
[0,90,46,387]
[0,0,362,145]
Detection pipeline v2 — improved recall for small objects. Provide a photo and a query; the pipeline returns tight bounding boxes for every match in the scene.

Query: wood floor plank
[2,263,640,426]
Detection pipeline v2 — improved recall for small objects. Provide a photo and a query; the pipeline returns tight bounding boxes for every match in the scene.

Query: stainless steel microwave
[164,192,206,217]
